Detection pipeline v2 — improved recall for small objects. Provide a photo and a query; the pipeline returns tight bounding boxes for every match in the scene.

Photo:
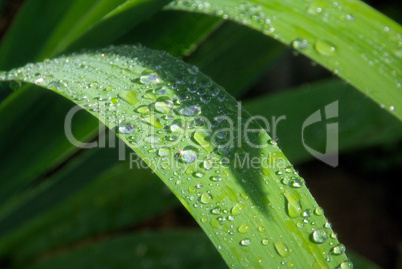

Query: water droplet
[203,160,214,170]
[292,39,308,50]
[238,224,251,233]
[394,49,402,59]
[118,122,135,134]
[211,207,222,215]
[339,261,353,269]
[261,239,269,245]
[194,129,213,152]
[179,147,198,163]
[155,98,173,113]
[314,207,324,216]
[158,147,170,157]
[210,218,221,228]
[194,172,204,178]
[111,97,119,105]
[315,40,336,56]
[240,238,251,246]
[187,65,199,74]
[145,135,160,144]
[140,69,160,84]
[331,244,346,255]
[200,193,213,204]
[311,228,328,244]
[210,176,221,182]
[285,194,301,218]
[180,104,201,116]
[258,226,265,232]
[136,106,150,114]
[118,90,139,105]
[274,241,290,257]
[142,115,162,128]
[231,203,244,216]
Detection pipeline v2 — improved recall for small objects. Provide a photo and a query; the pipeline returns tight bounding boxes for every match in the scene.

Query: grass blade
[0,45,350,268]
[27,231,226,269]
[0,139,177,267]
[243,79,402,164]
[167,0,402,120]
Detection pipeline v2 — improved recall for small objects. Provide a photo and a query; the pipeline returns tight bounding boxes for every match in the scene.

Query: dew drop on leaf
[339,261,353,269]
[240,238,251,246]
[237,224,251,233]
[311,228,328,244]
[330,244,346,255]
[118,122,135,134]
[180,104,201,116]
[200,193,213,204]
[179,147,198,163]
[315,40,336,56]
[274,241,290,257]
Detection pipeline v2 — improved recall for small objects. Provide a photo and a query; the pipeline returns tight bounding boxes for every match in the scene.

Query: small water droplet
[240,238,251,246]
[145,135,160,144]
[292,39,308,50]
[158,147,170,157]
[179,147,198,163]
[210,176,221,182]
[261,239,269,245]
[118,122,135,134]
[339,261,353,269]
[330,244,346,255]
[314,207,324,216]
[180,104,201,116]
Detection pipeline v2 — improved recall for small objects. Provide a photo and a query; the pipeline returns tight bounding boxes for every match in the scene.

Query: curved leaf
[0,45,350,268]
[167,0,402,120]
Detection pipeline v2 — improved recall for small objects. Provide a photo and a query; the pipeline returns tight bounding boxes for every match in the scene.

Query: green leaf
[243,79,402,164]
[0,0,170,69]
[0,85,98,204]
[186,20,285,97]
[167,0,402,120]
[0,45,350,268]
[26,231,226,269]
[0,139,177,267]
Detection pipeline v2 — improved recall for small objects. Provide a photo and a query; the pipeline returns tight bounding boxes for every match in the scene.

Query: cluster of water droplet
[0,44,352,268]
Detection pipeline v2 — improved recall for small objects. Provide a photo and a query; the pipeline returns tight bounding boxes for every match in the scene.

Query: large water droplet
[274,241,290,257]
[179,147,198,163]
[311,228,328,244]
